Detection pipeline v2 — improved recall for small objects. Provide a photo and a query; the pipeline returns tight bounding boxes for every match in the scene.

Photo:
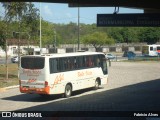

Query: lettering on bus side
[22,69,41,76]
[78,71,85,77]
[20,79,44,86]
[27,79,37,83]
[51,74,64,89]
[78,70,92,77]
[85,70,92,75]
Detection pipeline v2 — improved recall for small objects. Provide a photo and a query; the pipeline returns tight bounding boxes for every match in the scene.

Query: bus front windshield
[99,55,108,75]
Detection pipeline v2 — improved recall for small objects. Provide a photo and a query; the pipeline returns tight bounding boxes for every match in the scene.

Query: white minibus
[142,44,160,56]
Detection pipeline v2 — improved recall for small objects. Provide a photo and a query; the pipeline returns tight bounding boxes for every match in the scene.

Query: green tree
[105,27,141,43]
[139,27,160,44]
[82,32,115,52]
[106,27,124,43]
[0,29,6,50]
[0,21,6,50]
[2,2,28,23]
[1,2,39,79]
[22,2,40,41]
[2,2,39,38]
[2,2,29,55]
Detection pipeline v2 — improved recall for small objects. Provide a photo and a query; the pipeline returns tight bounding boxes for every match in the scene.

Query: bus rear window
[21,57,45,69]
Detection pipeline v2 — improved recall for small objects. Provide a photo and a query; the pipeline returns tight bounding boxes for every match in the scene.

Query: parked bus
[142,44,160,56]
[19,52,108,97]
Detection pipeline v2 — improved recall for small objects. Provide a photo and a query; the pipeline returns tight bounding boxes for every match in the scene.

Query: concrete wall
[55,43,146,53]
[0,43,147,56]
[48,46,143,54]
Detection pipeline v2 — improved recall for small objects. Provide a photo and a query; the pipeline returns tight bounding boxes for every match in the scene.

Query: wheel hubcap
[66,88,71,95]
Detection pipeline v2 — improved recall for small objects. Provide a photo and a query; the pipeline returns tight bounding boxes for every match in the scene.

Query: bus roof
[22,52,105,58]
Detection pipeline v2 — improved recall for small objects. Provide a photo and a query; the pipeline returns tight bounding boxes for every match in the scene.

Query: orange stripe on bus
[19,86,50,94]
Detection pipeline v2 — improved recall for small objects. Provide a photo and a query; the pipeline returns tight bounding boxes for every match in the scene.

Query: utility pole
[5,38,8,80]
[40,2,42,55]
[78,6,80,50]
[18,23,20,70]
[54,30,56,53]
[4,10,8,80]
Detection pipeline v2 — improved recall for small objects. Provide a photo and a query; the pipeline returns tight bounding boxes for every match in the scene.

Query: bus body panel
[48,67,107,94]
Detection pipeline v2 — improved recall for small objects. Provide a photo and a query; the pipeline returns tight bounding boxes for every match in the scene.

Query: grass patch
[0,64,19,88]
[128,56,160,61]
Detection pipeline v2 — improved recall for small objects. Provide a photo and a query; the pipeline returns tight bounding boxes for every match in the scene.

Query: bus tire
[94,79,100,90]
[64,84,72,98]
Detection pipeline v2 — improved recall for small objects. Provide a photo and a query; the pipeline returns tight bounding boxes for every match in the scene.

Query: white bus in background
[142,44,160,56]
[19,52,108,97]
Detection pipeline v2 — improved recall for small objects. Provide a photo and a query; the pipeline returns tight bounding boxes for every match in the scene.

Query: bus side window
[67,58,72,70]
[63,57,74,71]
[69,57,74,70]
[96,57,100,67]
[76,56,83,69]
[83,56,86,67]
[82,56,86,68]
[74,57,77,69]
[58,58,65,72]
[54,59,58,72]
[89,56,94,67]
[64,58,67,70]
[57,58,60,72]
[49,58,58,73]
[84,56,94,67]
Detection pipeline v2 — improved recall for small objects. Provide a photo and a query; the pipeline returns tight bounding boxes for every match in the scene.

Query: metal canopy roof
[41,0,160,11]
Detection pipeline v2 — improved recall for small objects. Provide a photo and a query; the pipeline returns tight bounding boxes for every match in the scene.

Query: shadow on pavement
[2,87,102,102]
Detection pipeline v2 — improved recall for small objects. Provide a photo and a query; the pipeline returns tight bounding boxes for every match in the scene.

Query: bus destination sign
[97,13,160,27]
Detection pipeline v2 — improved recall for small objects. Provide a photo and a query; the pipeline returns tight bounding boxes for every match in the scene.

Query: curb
[0,88,6,92]
[5,85,19,89]
[0,85,19,92]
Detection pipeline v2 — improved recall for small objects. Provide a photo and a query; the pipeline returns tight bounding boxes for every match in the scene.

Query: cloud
[43,5,53,16]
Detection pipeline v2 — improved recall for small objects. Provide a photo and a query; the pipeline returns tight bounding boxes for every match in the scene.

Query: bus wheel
[64,84,72,98]
[94,80,100,90]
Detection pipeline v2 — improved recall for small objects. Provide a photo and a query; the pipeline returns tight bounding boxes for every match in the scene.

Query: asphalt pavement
[0,62,160,120]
